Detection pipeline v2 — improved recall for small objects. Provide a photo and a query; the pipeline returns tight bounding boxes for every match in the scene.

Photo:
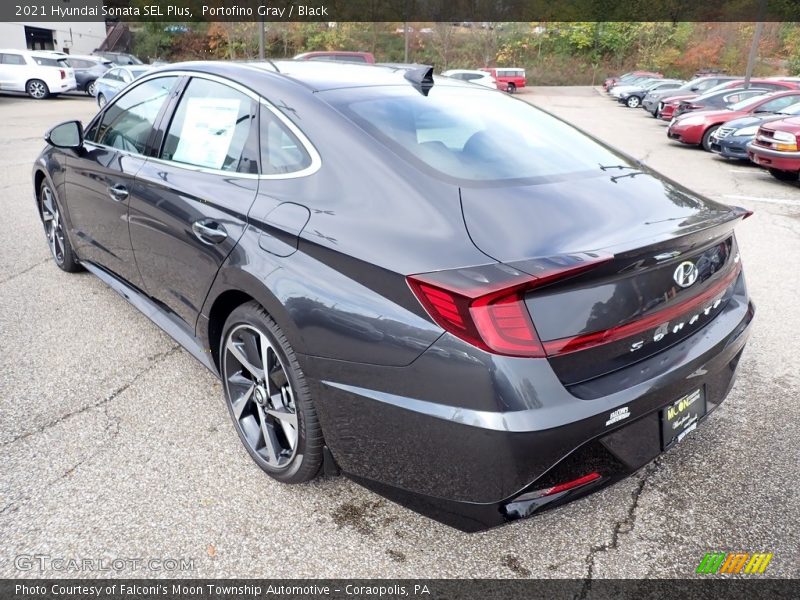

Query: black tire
[221,302,323,484]
[654,105,661,118]
[626,95,641,108]
[701,125,721,152]
[768,168,800,182]
[97,93,107,108]
[26,79,50,99]
[506,83,516,94]
[38,180,82,272]
[86,80,96,97]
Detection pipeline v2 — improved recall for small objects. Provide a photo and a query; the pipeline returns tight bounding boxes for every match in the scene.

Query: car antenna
[266,59,280,73]
[404,65,434,96]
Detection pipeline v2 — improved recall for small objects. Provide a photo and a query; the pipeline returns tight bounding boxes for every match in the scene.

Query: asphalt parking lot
[1,87,798,580]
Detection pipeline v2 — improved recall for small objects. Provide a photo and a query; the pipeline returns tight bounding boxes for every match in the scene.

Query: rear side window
[32,57,61,67]
[259,107,312,175]
[161,77,257,173]
[90,76,178,154]
[1,54,25,65]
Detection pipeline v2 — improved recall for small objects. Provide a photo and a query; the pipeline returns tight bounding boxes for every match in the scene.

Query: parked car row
[605,71,800,182]
[0,48,147,99]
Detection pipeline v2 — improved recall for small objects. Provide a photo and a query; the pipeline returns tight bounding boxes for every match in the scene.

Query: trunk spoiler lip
[506,205,750,278]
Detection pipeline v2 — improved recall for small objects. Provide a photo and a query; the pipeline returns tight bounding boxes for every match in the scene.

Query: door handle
[192,219,228,244]
[107,184,129,202]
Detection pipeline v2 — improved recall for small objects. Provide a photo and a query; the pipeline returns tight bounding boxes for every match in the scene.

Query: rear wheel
[86,80,96,96]
[626,95,641,108]
[26,79,49,99]
[221,303,324,484]
[768,168,799,182]
[39,181,81,272]
[701,125,721,152]
[506,83,516,94]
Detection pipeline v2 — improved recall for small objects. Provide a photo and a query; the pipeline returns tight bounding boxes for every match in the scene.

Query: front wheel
[701,125,720,152]
[768,168,799,182]
[97,93,107,108]
[506,83,516,94]
[221,303,324,484]
[39,181,82,272]
[26,79,49,99]
[626,95,641,108]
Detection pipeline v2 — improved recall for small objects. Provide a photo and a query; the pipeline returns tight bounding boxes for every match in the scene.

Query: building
[0,22,108,55]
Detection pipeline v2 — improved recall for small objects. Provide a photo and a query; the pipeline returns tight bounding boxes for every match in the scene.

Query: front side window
[90,76,177,154]
[161,77,256,172]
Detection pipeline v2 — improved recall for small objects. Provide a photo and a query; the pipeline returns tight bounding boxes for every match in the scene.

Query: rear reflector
[517,472,602,502]
[408,255,611,358]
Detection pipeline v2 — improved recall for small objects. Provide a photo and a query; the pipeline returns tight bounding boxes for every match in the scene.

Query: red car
[659,79,800,121]
[603,70,662,91]
[293,51,376,64]
[667,90,800,150]
[747,117,800,181]
[480,67,526,93]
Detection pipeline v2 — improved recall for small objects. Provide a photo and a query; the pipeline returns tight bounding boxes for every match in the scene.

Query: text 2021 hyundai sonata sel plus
[32,61,754,532]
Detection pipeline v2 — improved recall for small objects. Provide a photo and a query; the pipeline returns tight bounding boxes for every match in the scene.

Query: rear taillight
[60,69,65,79]
[407,255,611,358]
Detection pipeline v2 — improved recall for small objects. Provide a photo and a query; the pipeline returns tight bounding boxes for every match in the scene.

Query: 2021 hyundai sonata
[32,61,754,531]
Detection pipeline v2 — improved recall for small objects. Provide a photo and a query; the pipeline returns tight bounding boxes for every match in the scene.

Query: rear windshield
[325,86,629,183]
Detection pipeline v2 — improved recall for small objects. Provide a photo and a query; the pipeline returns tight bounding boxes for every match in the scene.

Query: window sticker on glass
[172,98,242,169]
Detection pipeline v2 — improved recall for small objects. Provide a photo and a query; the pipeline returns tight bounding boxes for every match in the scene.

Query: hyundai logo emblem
[673,261,698,288]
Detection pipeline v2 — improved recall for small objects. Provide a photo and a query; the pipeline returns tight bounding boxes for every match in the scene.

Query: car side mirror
[690,86,699,92]
[45,120,84,149]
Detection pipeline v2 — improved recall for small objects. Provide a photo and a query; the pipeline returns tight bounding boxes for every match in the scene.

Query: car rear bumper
[300,275,754,531]
[747,143,800,171]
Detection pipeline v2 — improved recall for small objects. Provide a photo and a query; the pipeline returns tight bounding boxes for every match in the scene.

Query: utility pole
[404,22,409,63]
[743,0,768,88]
[259,14,265,60]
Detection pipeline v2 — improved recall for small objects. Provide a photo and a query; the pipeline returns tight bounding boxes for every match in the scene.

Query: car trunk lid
[460,171,748,385]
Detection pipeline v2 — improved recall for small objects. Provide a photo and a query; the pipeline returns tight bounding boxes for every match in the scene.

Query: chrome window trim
[90,69,321,180]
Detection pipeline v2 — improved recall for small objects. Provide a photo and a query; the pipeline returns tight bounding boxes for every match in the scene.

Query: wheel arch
[201,267,307,372]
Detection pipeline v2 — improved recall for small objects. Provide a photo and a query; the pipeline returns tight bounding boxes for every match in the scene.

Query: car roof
[0,48,67,58]
[155,60,477,93]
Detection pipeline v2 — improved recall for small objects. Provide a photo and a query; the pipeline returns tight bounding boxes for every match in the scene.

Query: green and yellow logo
[696,551,773,574]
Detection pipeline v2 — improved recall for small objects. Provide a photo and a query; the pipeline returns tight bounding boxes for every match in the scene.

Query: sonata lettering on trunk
[629,298,724,353]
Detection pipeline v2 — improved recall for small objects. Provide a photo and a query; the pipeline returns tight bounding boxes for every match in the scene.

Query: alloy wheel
[223,324,298,469]
[87,81,96,96]
[27,80,47,99]
[98,94,106,108]
[41,185,65,264]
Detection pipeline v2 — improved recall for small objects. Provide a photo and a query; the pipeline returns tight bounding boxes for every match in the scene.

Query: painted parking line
[722,194,800,208]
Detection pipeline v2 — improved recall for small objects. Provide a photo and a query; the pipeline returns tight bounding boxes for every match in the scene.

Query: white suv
[441,69,497,89]
[0,49,77,99]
